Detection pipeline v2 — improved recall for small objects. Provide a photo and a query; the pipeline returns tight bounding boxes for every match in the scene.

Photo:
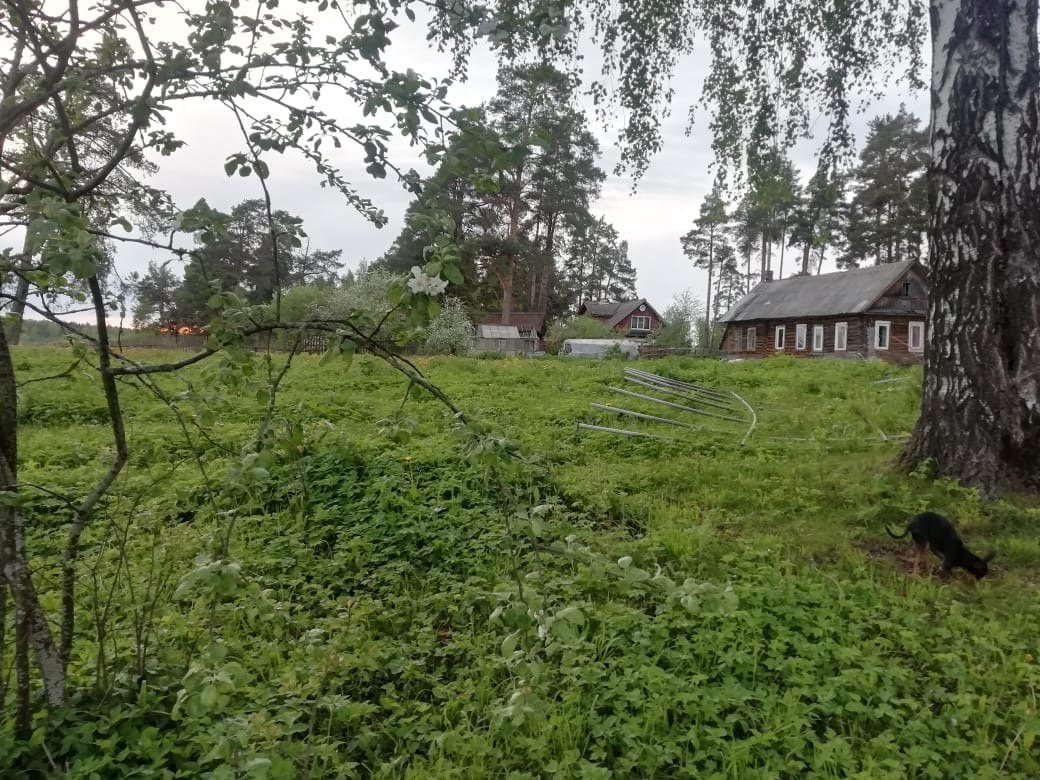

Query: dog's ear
[982,552,996,563]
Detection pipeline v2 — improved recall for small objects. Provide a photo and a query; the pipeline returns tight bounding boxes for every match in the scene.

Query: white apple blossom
[407,265,448,296]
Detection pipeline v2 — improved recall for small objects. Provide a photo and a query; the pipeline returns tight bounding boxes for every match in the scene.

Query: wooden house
[718,261,928,364]
[578,299,664,337]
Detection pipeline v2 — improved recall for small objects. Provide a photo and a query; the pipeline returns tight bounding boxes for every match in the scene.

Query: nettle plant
[0,0,570,734]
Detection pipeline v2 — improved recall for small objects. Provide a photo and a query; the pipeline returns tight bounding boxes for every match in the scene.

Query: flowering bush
[423,297,475,355]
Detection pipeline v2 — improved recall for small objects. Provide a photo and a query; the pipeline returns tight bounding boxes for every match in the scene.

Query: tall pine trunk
[705,224,715,335]
[500,177,522,324]
[536,214,557,316]
[745,240,753,292]
[800,241,812,275]
[900,0,1040,492]
[759,232,768,280]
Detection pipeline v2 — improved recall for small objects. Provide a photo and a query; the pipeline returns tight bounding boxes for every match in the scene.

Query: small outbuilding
[473,324,540,355]
[718,261,928,364]
[561,339,642,359]
[477,311,547,340]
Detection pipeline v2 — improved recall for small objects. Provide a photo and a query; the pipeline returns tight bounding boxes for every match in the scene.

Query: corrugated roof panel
[477,324,522,339]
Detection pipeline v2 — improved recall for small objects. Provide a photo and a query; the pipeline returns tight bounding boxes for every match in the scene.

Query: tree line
[126,63,639,338]
[682,107,929,343]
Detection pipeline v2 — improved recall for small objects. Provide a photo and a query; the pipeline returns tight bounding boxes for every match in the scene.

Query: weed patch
[5,348,1040,777]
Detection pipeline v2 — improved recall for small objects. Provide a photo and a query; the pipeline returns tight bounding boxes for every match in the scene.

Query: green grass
[5,346,1040,778]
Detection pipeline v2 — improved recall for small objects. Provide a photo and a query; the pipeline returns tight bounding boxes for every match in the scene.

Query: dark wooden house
[718,261,928,364]
[578,299,664,337]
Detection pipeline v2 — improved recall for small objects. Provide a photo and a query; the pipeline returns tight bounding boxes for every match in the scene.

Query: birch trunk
[900,0,1040,492]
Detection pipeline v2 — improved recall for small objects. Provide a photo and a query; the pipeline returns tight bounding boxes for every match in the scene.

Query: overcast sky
[8,9,928,317]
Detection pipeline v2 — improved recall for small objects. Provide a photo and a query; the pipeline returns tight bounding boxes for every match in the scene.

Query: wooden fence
[637,346,726,360]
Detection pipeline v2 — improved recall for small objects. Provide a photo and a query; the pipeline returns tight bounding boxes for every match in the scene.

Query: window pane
[909,322,924,351]
[835,323,847,351]
[876,322,890,349]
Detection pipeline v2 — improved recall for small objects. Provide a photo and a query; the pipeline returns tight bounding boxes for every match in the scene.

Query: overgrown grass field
[5,347,1040,778]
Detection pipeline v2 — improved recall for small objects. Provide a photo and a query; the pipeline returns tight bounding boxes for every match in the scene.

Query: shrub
[311,267,410,340]
[695,317,724,349]
[653,320,693,348]
[422,297,475,355]
[544,315,614,354]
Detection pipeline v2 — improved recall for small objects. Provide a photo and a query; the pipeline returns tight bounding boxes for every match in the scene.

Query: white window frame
[774,325,786,350]
[745,327,757,351]
[908,321,924,352]
[812,325,824,352]
[834,322,848,352]
[795,323,807,350]
[874,320,891,350]
[630,315,651,331]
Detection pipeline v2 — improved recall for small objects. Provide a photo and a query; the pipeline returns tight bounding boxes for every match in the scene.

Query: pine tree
[130,261,180,331]
[378,66,606,321]
[560,215,636,309]
[680,184,728,333]
[789,160,844,275]
[840,107,928,268]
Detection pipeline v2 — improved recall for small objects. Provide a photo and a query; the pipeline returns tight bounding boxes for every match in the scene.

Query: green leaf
[555,606,585,626]
[200,684,219,711]
[501,631,520,657]
[443,264,464,285]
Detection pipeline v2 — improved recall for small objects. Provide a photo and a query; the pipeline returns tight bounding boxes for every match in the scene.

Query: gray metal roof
[477,324,522,339]
[581,300,628,318]
[719,262,921,322]
[580,298,661,327]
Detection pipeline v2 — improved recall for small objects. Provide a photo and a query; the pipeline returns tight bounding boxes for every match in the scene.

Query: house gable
[578,299,664,332]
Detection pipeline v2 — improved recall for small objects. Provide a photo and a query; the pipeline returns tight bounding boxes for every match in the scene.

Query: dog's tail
[885,524,909,539]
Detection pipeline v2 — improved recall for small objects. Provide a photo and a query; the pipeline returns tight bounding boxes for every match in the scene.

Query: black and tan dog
[886,512,994,579]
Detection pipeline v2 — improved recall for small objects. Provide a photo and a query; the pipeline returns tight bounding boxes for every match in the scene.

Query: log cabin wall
[720,314,925,364]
